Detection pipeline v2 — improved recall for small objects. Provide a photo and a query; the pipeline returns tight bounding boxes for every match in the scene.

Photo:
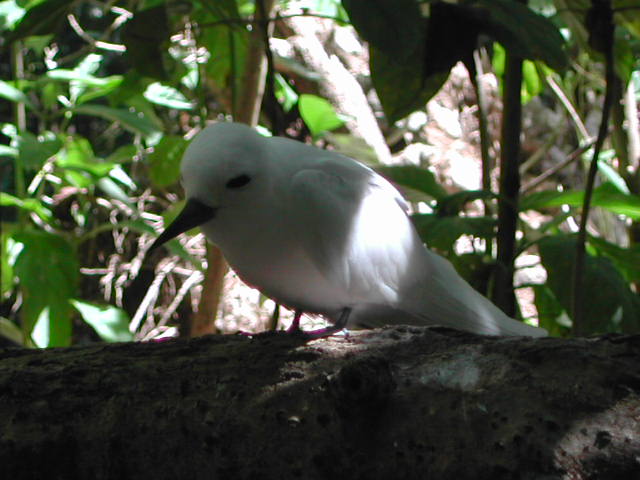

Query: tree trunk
[1,326,639,480]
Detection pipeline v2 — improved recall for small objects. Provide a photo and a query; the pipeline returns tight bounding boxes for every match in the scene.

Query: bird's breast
[200,217,350,316]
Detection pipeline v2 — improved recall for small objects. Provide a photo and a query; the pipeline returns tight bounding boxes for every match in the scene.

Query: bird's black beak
[149,198,217,252]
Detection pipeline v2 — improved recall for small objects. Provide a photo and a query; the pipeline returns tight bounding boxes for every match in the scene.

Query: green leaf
[105,145,138,164]
[96,177,133,205]
[589,236,640,284]
[0,144,18,157]
[533,284,572,336]
[7,0,73,41]
[298,94,346,136]
[57,137,115,188]
[1,229,21,297]
[538,235,640,334]
[200,20,249,94]
[521,59,543,103]
[121,6,170,80]
[0,317,24,346]
[13,230,78,346]
[615,0,640,38]
[436,190,497,216]
[0,192,53,222]
[148,135,189,187]
[322,132,379,165]
[15,130,62,170]
[47,69,122,87]
[371,45,448,123]
[377,165,447,201]
[144,83,194,110]
[0,80,36,110]
[31,307,53,348]
[449,252,494,295]
[475,0,568,72]
[342,0,423,60]
[0,0,26,30]
[412,214,496,252]
[521,183,640,219]
[72,300,133,343]
[423,2,480,77]
[72,104,162,138]
[275,74,298,112]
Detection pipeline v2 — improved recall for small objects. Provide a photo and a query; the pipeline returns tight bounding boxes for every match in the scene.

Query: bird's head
[149,122,267,252]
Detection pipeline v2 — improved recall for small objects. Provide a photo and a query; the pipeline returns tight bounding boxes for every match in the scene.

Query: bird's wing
[288,157,419,304]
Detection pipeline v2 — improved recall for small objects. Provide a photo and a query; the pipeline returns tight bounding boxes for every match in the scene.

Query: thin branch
[130,258,178,334]
[56,7,131,65]
[493,49,523,317]
[158,270,205,328]
[197,11,346,30]
[67,14,126,52]
[521,140,596,193]
[546,74,590,142]
[571,2,616,335]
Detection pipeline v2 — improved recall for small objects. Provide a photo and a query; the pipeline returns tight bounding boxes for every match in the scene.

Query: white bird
[150,122,547,338]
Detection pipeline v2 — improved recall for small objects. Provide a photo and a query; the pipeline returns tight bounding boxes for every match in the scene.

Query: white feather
[179,122,546,337]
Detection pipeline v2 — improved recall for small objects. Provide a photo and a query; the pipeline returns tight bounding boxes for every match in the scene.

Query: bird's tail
[406,250,547,337]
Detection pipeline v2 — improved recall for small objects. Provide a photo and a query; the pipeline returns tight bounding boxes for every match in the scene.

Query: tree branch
[1,327,639,479]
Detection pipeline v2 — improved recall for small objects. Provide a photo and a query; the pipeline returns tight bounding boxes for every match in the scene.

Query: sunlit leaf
[275,74,298,112]
[47,69,122,87]
[0,0,26,30]
[109,165,137,190]
[0,192,53,222]
[298,94,346,136]
[144,83,193,110]
[1,230,21,297]
[96,177,133,205]
[0,145,18,157]
[72,300,133,343]
[13,230,78,346]
[521,183,640,219]
[0,80,36,110]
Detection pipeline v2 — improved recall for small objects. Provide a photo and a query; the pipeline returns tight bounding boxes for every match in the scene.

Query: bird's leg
[286,309,303,333]
[291,308,351,340]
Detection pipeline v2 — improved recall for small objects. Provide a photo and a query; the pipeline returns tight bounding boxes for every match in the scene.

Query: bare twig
[546,74,590,141]
[197,11,346,30]
[572,2,616,335]
[158,270,205,328]
[67,14,126,52]
[130,258,178,334]
[521,140,596,193]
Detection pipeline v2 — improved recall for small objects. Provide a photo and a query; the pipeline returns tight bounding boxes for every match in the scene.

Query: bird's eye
[225,174,251,189]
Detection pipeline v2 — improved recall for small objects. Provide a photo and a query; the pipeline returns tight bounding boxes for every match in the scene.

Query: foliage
[1,0,640,347]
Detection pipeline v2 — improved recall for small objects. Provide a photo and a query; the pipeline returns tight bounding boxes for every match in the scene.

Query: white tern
[150,122,546,338]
